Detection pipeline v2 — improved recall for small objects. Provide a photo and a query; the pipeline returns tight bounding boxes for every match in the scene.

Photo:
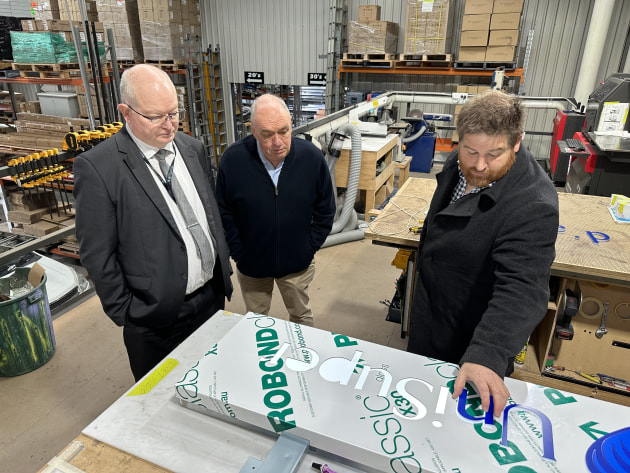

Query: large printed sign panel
[175,314,630,473]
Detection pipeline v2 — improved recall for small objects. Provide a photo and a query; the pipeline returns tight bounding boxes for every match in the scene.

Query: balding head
[120,64,176,108]
[117,64,180,148]
[250,94,293,167]
[251,94,291,129]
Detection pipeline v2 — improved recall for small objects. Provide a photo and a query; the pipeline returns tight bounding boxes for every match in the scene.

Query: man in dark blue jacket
[408,90,559,417]
[216,94,335,327]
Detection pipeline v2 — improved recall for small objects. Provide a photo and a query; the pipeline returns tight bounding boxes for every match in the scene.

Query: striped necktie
[155,149,215,275]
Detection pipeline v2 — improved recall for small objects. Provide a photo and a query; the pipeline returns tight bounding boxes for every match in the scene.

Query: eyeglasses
[125,103,186,124]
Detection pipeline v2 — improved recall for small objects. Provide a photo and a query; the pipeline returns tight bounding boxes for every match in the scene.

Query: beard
[460,149,516,188]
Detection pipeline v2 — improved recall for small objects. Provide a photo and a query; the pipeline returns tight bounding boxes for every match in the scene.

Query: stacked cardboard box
[403,0,453,55]
[17,101,42,114]
[96,0,144,61]
[0,112,91,151]
[21,18,104,39]
[138,0,202,62]
[358,5,381,22]
[348,5,398,55]
[175,85,192,132]
[8,190,61,238]
[487,0,522,62]
[0,91,39,121]
[458,0,492,61]
[31,0,60,20]
[458,0,522,63]
[451,84,491,142]
[59,0,99,22]
[75,85,100,119]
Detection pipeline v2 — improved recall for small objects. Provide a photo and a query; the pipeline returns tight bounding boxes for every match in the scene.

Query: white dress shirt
[127,126,214,294]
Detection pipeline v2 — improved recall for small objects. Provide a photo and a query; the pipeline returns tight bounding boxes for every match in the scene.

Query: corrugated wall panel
[204,0,629,156]
[0,0,31,16]
[203,0,328,86]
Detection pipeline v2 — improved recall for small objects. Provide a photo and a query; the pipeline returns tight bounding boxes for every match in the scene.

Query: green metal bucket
[0,268,55,376]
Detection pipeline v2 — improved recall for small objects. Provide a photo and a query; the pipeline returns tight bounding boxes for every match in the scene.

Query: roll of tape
[614,302,630,320]
[579,296,604,319]
[590,282,610,289]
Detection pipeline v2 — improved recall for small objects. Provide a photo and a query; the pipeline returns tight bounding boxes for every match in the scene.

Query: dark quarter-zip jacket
[216,134,335,279]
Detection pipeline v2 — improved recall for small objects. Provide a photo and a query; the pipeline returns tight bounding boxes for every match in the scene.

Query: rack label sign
[308,73,326,86]
[245,71,264,84]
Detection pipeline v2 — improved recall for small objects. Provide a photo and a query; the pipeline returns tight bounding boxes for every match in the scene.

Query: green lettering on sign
[579,421,609,441]
[543,388,577,405]
[489,440,527,465]
[331,332,358,347]
[474,419,502,440]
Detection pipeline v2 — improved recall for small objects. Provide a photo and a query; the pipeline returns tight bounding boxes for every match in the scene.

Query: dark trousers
[123,281,224,381]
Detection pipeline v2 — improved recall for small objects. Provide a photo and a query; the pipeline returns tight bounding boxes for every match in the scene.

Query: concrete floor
[0,168,436,473]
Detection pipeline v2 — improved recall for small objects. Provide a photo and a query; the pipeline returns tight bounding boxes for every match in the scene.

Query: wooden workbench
[365,177,435,248]
[366,177,630,286]
[366,177,630,406]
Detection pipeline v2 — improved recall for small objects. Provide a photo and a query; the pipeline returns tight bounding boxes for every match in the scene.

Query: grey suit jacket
[73,127,232,329]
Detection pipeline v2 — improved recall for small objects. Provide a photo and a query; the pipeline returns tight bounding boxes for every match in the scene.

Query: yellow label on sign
[127,358,179,396]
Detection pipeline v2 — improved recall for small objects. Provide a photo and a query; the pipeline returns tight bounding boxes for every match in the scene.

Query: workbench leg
[402,251,416,338]
[364,191,375,221]
[399,164,409,187]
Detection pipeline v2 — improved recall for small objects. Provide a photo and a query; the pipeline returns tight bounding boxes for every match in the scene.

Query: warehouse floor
[0,167,439,473]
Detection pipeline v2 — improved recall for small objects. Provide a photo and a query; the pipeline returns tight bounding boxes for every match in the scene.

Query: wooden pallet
[0,68,20,78]
[399,53,452,62]
[57,241,80,256]
[394,53,453,69]
[340,59,394,67]
[454,61,516,70]
[11,62,82,79]
[143,60,192,71]
[343,53,397,61]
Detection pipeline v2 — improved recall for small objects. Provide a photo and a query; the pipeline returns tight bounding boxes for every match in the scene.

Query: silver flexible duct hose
[321,227,367,249]
[402,124,427,144]
[329,123,361,235]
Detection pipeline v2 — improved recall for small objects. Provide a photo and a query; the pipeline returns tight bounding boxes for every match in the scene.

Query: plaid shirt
[450,163,495,203]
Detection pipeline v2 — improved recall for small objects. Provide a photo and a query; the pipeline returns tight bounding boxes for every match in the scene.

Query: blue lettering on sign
[457,389,556,462]
[501,404,556,461]
[585,426,630,472]
[586,231,610,244]
[558,225,611,244]
[457,389,494,427]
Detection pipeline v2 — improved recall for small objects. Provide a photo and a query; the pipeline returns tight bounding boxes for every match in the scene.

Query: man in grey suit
[74,64,232,381]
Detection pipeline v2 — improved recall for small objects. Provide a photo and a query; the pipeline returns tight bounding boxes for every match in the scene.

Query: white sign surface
[175,313,630,473]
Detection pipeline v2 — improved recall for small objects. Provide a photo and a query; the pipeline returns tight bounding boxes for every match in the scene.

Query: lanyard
[143,153,175,200]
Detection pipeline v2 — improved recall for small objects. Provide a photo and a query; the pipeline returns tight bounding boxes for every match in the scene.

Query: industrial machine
[400,111,437,173]
[549,110,584,185]
[565,74,630,196]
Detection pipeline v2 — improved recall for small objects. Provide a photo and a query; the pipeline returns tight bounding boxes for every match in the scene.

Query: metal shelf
[337,65,524,84]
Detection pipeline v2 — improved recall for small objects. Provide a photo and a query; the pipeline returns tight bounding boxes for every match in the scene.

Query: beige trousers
[236,261,316,327]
